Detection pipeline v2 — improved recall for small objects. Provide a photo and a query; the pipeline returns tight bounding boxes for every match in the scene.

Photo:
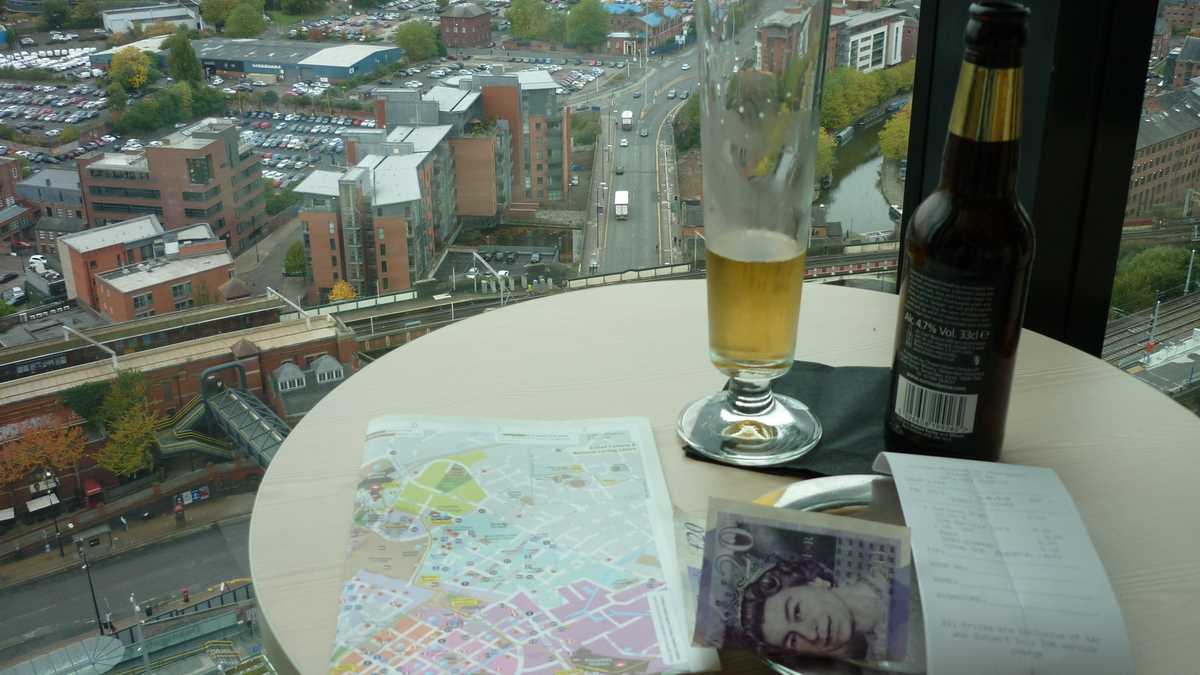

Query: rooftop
[193,38,327,65]
[512,69,559,91]
[294,169,343,198]
[101,2,195,16]
[298,43,400,68]
[1181,35,1200,62]
[58,215,164,253]
[87,152,150,172]
[97,250,234,293]
[93,35,171,58]
[441,2,488,18]
[604,3,642,15]
[424,85,480,113]
[1138,89,1200,149]
[361,153,424,205]
[18,168,80,191]
[831,7,905,30]
[761,7,810,29]
[0,204,29,222]
[386,124,452,152]
[161,117,237,149]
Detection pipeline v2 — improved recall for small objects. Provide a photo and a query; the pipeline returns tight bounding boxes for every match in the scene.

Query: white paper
[873,452,1134,675]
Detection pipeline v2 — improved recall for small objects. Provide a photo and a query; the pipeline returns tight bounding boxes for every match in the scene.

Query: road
[0,521,250,666]
[584,51,698,274]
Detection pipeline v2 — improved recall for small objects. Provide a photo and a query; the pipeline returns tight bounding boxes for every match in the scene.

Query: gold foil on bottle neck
[948,62,1022,142]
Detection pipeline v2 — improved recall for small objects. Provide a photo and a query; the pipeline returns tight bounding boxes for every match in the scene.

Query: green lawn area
[267,6,330,26]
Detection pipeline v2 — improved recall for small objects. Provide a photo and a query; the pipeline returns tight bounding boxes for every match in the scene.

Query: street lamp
[79,548,104,636]
[44,469,65,558]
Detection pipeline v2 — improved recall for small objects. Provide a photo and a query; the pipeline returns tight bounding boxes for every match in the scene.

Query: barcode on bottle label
[894,375,977,434]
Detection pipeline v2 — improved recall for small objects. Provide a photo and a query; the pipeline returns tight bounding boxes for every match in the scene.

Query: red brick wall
[440,14,491,48]
[94,260,234,322]
[481,85,523,200]
[1126,127,1200,216]
[451,137,499,217]
[303,210,342,304]
[0,157,21,204]
[374,216,410,292]
[901,17,918,64]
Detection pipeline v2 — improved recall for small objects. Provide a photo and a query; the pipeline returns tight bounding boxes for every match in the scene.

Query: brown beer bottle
[884,1,1035,461]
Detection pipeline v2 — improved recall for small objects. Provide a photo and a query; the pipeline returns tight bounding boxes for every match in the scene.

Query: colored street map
[331,417,711,674]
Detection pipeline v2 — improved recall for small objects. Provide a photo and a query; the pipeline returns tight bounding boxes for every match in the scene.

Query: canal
[817,123,895,237]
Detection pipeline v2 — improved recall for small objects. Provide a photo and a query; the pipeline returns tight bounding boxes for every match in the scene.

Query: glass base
[677,388,823,467]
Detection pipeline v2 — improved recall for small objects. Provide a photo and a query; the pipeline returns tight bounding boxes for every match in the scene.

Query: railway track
[1102,293,1200,364]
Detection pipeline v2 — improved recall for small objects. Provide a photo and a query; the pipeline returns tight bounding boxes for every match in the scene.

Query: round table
[249,281,1200,674]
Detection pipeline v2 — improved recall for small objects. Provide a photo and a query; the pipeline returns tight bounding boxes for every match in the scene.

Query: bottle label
[893,269,999,439]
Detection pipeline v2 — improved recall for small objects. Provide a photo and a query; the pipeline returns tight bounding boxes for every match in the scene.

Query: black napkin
[682,361,891,476]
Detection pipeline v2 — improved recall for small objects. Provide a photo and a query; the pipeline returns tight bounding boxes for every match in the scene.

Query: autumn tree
[201,0,241,29]
[22,415,87,496]
[878,102,911,161]
[110,47,151,91]
[821,67,882,130]
[98,370,149,429]
[816,127,836,180]
[0,442,36,503]
[329,280,358,302]
[165,28,203,83]
[394,21,438,64]
[96,403,157,478]
[566,0,608,51]
[506,0,549,42]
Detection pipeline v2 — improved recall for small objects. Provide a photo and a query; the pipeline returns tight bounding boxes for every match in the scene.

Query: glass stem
[727,378,776,416]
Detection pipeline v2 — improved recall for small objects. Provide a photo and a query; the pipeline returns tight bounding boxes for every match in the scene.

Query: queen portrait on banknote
[694,500,912,664]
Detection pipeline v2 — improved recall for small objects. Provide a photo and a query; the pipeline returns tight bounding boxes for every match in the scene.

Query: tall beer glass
[677,0,830,466]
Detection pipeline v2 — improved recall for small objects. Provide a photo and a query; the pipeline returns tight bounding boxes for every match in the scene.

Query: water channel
[816,123,896,238]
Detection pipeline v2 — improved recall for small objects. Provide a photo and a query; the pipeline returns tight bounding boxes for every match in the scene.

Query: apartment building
[17,169,83,221]
[78,118,267,253]
[440,3,492,48]
[94,248,233,321]
[0,157,35,246]
[826,7,906,73]
[1126,89,1200,217]
[755,7,811,77]
[1165,0,1200,33]
[1172,37,1200,90]
[603,2,687,54]
[32,217,86,257]
[471,70,570,204]
[56,215,228,311]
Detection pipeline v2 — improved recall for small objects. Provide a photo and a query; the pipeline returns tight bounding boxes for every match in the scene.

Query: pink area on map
[508,592,540,615]
[550,580,613,622]
[558,613,620,646]
[483,652,520,675]
[603,593,650,625]
[440,630,470,650]
[521,642,561,671]
[608,615,658,656]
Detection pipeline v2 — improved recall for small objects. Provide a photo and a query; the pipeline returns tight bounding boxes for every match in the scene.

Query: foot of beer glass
[677,378,822,467]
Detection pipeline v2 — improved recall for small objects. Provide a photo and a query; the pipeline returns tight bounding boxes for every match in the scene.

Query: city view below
[0,0,1194,672]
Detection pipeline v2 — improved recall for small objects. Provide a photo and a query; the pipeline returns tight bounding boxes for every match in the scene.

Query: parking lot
[437,247,560,283]
[355,54,631,99]
[0,78,107,149]
[237,109,384,186]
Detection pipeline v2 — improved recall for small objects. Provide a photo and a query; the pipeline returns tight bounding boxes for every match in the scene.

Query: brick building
[1172,37,1200,89]
[32,216,86,257]
[94,248,233,321]
[78,118,267,253]
[0,157,36,247]
[826,7,906,73]
[900,16,919,63]
[755,7,811,77]
[604,2,687,55]
[16,169,83,222]
[440,3,492,48]
[57,215,229,312]
[1165,0,1200,33]
[1125,89,1200,217]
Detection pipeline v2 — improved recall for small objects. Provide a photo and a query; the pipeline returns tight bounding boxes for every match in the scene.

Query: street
[583,51,698,274]
[0,520,249,666]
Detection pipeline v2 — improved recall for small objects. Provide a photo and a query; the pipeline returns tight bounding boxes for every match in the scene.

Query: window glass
[1106,0,1200,418]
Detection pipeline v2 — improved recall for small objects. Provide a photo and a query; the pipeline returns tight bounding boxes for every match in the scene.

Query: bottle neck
[941,60,1023,197]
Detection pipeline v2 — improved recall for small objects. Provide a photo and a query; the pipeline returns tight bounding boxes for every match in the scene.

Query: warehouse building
[101,3,203,35]
[192,39,403,82]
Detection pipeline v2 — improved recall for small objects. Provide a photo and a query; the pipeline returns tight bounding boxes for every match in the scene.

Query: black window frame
[901,0,1157,356]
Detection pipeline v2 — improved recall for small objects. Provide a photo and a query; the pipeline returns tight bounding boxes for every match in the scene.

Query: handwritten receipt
[873,452,1134,675]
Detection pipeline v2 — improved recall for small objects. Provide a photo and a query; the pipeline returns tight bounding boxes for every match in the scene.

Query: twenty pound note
[694,498,913,664]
